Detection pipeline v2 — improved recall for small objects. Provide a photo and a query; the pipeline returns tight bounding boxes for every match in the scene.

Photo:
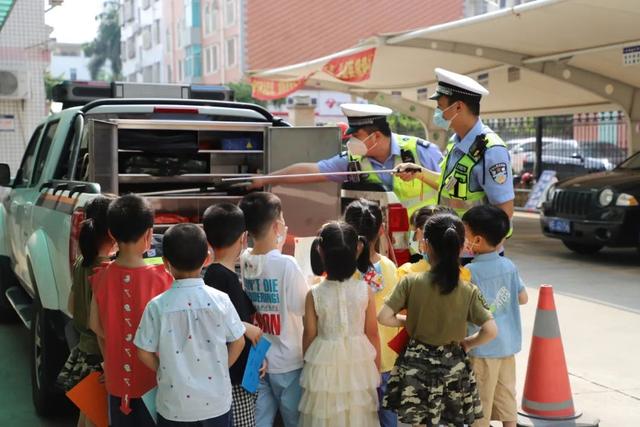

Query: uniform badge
[489,163,508,184]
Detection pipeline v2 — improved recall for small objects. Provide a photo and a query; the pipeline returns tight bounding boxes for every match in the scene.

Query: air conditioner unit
[0,70,29,100]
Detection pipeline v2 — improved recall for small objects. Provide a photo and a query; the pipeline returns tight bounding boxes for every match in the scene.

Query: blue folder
[241,337,271,393]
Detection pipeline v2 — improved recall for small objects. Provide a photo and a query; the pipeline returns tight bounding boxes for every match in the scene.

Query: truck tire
[562,240,603,255]
[30,296,71,416]
[0,257,18,322]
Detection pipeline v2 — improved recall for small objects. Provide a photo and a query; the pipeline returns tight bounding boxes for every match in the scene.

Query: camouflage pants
[382,340,483,426]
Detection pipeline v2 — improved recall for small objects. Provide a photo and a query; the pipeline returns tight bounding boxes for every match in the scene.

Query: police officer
[399,68,515,220]
[249,103,443,217]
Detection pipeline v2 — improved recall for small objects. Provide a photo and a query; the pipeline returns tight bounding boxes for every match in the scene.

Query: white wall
[121,0,166,82]
[0,0,49,170]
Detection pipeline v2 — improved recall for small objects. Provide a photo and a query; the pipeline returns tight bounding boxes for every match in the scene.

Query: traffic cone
[517,285,599,427]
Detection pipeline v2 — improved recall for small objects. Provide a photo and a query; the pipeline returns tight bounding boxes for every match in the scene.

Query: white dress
[299,278,380,427]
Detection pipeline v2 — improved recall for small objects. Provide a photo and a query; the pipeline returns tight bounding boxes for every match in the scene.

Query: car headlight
[546,184,557,202]
[598,188,614,207]
[615,193,639,206]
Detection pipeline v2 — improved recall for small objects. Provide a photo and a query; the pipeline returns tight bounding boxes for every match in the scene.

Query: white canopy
[251,0,640,151]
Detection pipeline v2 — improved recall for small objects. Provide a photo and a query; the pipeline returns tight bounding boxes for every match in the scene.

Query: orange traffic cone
[517,285,599,427]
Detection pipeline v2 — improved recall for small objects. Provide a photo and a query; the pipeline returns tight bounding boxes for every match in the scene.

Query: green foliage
[227,82,286,108]
[387,113,426,139]
[44,71,64,100]
[84,4,121,81]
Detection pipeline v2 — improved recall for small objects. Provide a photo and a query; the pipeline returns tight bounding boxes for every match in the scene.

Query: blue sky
[45,0,102,44]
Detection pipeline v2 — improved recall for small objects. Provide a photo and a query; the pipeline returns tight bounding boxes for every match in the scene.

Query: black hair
[343,199,383,254]
[424,213,465,295]
[163,223,209,272]
[310,221,370,281]
[360,120,392,137]
[443,94,480,116]
[79,195,114,267]
[462,205,510,247]
[202,203,246,249]
[411,205,457,230]
[239,192,282,239]
[107,194,154,243]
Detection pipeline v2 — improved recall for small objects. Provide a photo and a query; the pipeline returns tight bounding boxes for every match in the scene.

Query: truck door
[266,127,342,242]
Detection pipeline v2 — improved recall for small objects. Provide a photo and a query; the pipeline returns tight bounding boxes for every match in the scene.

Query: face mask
[346,133,375,156]
[432,102,459,130]
[422,252,430,263]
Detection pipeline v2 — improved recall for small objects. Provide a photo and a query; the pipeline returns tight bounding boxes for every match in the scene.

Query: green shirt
[385,272,492,346]
[71,256,109,355]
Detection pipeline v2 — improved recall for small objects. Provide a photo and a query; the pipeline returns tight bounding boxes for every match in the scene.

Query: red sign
[250,75,311,101]
[322,48,376,82]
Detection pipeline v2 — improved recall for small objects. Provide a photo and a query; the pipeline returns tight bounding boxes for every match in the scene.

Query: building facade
[0,0,49,170]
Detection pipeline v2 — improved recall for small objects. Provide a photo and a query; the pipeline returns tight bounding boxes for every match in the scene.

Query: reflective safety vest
[349,134,438,217]
[437,132,513,236]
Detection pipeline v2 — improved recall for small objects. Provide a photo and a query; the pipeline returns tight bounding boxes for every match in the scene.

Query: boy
[462,205,529,427]
[238,192,309,427]
[135,223,246,426]
[89,194,173,426]
[203,203,263,427]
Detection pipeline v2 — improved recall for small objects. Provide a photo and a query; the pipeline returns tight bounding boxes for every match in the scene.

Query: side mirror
[0,164,10,187]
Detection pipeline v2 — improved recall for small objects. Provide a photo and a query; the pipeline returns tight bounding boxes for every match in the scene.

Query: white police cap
[429,68,489,100]
[340,103,393,132]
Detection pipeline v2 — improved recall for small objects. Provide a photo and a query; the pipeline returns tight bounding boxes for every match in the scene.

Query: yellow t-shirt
[397,259,473,282]
[356,255,399,373]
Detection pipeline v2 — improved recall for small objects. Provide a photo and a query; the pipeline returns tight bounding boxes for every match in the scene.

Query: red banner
[322,48,376,82]
[250,75,311,101]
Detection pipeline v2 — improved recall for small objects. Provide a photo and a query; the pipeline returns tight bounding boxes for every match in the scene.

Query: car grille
[551,190,595,216]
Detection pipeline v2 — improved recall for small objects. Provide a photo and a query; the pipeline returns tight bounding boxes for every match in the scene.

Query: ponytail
[424,214,465,295]
[356,236,371,274]
[79,195,113,267]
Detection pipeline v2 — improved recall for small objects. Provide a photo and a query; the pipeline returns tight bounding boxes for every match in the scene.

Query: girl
[299,221,381,427]
[343,198,399,427]
[378,213,498,427]
[57,196,115,427]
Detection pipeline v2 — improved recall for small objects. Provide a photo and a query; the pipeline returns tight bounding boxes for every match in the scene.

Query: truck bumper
[540,214,636,247]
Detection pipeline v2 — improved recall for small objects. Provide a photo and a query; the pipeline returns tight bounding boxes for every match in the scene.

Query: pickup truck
[0,81,412,416]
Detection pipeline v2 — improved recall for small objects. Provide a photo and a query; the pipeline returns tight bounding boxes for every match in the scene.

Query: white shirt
[240,249,309,374]
[134,278,245,422]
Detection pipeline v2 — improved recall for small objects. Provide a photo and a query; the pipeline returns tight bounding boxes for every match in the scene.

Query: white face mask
[346,133,376,156]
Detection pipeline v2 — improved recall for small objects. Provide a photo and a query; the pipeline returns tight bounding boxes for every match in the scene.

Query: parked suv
[540,150,640,254]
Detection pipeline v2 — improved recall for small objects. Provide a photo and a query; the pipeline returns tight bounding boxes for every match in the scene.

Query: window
[211,1,218,31]
[177,20,182,47]
[167,65,172,83]
[153,20,160,45]
[127,36,136,59]
[56,115,82,180]
[204,46,211,74]
[225,37,236,67]
[204,4,211,34]
[69,68,77,80]
[14,125,43,187]
[205,44,219,74]
[178,60,183,81]
[121,41,126,61]
[153,62,161,82]
[185,45,202,78]
[32,121,59,185]
[224,0,235,27]
[166,29,171,52]
[142,0,150,10]
[142,25,152,50]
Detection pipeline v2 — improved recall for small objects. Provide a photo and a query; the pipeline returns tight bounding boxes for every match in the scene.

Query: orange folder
[66,371,109,427]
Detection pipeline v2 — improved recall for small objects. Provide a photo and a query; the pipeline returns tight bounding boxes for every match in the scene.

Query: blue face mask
[422,252,430,263]
[432,103,458,130]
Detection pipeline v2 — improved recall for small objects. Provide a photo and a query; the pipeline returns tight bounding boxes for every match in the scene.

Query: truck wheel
[30,297,70,416]
[562,240,603,255]
[0,257,18,322]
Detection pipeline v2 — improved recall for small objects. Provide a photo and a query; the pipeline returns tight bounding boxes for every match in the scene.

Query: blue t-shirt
[317,133,442,187]
[444,119,515,205]
[467,252,525,358]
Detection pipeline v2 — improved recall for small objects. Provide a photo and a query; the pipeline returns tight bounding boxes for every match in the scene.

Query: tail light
[69,208,85,273]
[387,203,410,266]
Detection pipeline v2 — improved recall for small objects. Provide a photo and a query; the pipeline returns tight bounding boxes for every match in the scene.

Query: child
[135,223,246,426]
[238,192,309,427]
[202,203,264,427]
[343,198,399,427]
[378,213,498,427]
[398,205,472,281]
[462,205,528,427]
[89,194,173,426]
[299,221,381,427]
[57,196,114,427]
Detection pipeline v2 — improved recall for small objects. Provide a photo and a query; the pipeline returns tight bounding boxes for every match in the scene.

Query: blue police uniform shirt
[317,133,443,187]
[466,252,525,358]
[444,119,514,205]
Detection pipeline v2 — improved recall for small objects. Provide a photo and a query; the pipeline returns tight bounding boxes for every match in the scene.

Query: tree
[44,71,64,100]
[84,4,121,81]
[387,113,427,139]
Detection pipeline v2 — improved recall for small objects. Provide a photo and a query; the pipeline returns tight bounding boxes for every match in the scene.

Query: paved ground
[0,213,638,426]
